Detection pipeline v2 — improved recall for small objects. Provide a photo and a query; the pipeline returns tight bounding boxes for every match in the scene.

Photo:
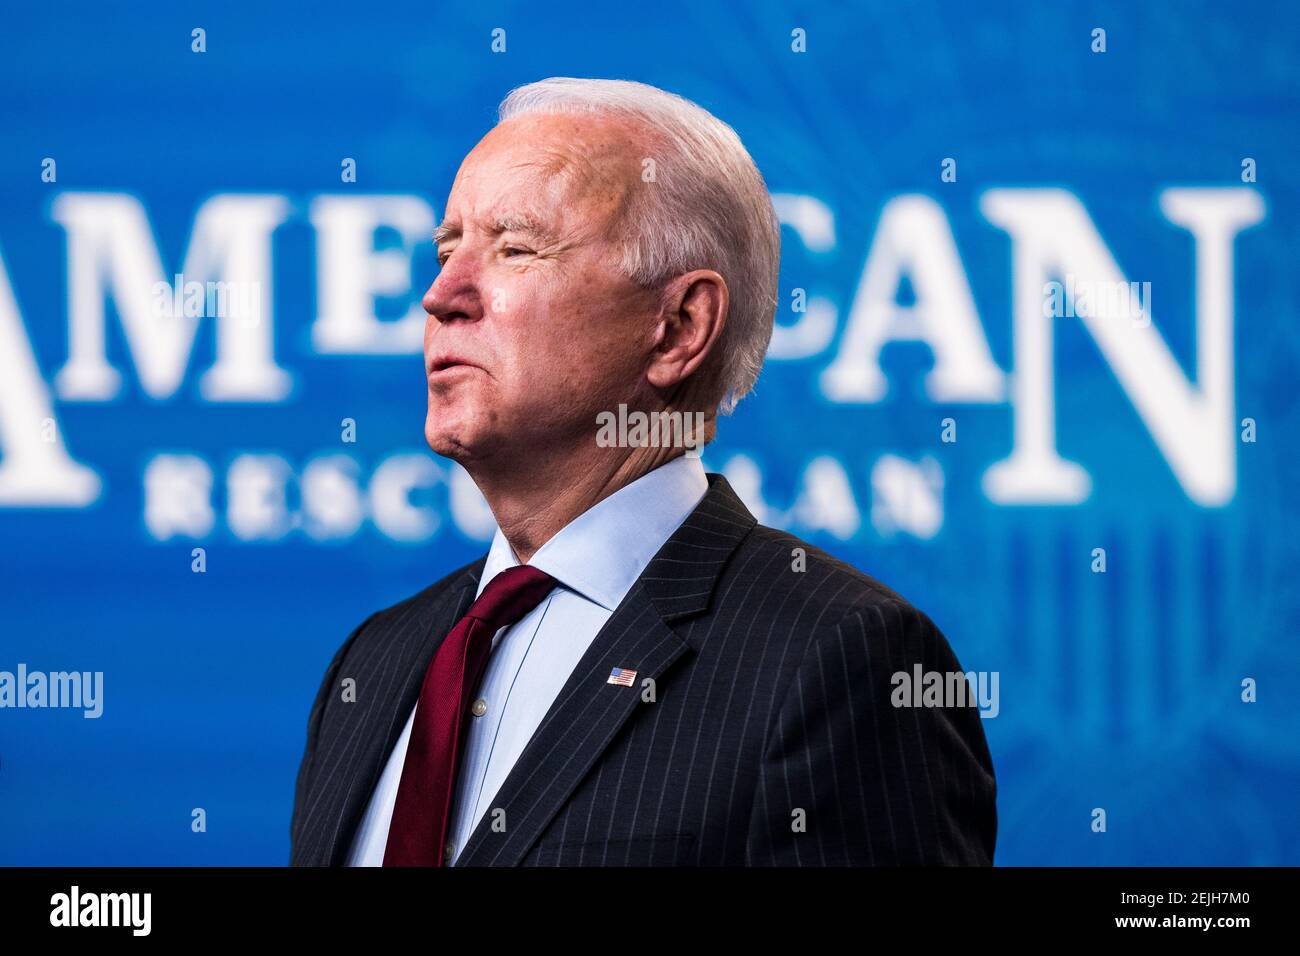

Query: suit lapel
[453,472,756,866]
[319,558,485,866]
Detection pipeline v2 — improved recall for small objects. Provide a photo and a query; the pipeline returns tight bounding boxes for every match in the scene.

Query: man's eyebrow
[488,213,551,239]
[433,214,554,246]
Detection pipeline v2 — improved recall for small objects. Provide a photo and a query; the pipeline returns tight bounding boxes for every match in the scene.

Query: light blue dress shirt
[346,452,709,866]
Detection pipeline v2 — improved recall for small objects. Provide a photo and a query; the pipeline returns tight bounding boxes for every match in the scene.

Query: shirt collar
[475,453,709,610]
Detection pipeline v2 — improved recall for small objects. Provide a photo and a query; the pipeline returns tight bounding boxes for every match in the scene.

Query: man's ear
[646,270,728,393]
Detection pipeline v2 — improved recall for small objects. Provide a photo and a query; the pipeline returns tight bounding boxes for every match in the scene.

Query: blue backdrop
[1,0,1297,865]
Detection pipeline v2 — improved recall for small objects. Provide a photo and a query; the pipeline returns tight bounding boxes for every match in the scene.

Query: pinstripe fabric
[290,472,997,866]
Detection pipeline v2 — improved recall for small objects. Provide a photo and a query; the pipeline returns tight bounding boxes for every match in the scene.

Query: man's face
[422,112,660,467]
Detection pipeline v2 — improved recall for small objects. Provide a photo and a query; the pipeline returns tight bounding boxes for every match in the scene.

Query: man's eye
[503,246,532,257]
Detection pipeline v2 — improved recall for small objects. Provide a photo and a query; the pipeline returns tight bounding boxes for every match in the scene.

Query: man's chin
[424,417,492,465]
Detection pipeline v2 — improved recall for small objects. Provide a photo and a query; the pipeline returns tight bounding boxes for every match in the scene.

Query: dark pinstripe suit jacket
[290,472,997,866]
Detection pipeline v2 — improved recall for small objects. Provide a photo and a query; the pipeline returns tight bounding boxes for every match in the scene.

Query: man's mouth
[428,357,480,375]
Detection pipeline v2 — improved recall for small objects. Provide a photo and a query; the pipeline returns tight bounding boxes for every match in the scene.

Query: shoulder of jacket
[727,521,917,619]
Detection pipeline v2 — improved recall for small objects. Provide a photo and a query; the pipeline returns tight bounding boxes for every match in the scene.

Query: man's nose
[422,255,482,324]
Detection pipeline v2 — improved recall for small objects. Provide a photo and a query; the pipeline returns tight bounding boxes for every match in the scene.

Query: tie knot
[468,564,557,632]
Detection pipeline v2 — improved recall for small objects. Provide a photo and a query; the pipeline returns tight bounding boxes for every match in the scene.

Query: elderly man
[290,77,997,867]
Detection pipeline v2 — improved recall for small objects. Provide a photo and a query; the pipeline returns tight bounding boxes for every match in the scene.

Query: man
[290,77,997,866]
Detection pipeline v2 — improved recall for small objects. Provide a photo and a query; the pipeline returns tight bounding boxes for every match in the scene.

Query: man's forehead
[485,110,649,155]
[438,140,566,215]
[457,117,622,193]
[440,121,643,241]
[440,149,584,236]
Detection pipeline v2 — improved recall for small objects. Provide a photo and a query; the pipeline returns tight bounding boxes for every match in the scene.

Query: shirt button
[471,698,488,717]
[444,841,454,861]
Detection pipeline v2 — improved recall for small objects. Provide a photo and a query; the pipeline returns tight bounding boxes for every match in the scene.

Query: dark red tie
[383,564,557,867]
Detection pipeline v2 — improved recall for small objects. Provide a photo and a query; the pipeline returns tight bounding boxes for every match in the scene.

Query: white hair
[498,77,781,416]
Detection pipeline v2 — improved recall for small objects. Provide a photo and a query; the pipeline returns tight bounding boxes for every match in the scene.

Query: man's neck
[468,444,688,564]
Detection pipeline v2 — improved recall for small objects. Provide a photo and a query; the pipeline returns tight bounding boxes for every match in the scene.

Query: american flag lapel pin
[607,667,637,687]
